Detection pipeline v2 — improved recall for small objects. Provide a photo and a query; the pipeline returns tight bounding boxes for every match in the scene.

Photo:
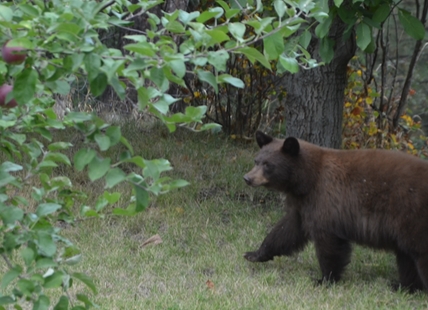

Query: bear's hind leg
[245,208,308,262]
[395,250,424,293]
[415,255,428,292]
[314,235,352,283]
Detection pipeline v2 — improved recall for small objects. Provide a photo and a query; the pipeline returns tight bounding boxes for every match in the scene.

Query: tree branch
[392,0,428,128]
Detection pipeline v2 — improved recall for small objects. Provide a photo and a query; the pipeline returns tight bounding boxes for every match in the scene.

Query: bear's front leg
[245,208,308,262]
[314,234,352,283]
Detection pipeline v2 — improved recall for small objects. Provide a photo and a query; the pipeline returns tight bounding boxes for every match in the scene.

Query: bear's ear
[282,137,300,156]
[255,131,273,148]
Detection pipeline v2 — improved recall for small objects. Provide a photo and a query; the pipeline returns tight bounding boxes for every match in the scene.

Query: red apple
[1,41,26,64]
[0,84,17,108]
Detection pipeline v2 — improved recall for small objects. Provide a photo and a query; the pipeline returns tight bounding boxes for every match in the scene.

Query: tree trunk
[283,17,356,148]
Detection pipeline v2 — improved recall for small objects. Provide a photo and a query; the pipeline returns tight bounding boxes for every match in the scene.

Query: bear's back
[299,144,428,250]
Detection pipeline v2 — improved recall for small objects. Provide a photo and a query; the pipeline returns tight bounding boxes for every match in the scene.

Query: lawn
[7,123,428,309]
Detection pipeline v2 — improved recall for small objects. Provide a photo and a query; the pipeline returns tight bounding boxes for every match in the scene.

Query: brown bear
[243,130,428,292]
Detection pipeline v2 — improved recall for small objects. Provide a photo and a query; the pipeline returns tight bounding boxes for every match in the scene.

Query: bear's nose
[244,175,252,185]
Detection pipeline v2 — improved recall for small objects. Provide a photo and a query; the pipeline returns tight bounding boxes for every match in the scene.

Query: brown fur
[244,131,428,292]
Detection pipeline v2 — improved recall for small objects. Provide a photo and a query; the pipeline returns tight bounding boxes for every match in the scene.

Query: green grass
[8,124,428,309]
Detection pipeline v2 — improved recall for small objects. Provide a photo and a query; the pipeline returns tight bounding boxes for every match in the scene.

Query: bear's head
[244,131,315,195]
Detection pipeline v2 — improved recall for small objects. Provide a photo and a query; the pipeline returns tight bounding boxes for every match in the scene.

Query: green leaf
[207,50,229,71]
[264,31,284,60]
[218,75,245,88]
[0,296,15,305]
[315,15,332,39]
[0,206,24,225]
[166,20,185,33]
[48,142,73,151]
[197,70,218,93]
[151,94,178,114]
[35,258,57,269]
[53,296,69,310]
[168,179,190,189]
[274,0,286,18]
[84,54,101,82]
[398,9,425,40]
[90,73,108,97]
[120,136,134,154]
[17,278,35,296]
[33,294,50,310]
[319,37,334,63]
[134,184,149,212]
[333,0,343,7]
[21,247,35,266]
[88,157,111,181]
[64,112,93,123]
[64,254,82,266]
[356,22,372,50]
[0,171,15,188]
[191,57,208,66]
[20,3,40,17]
[95,134,111,151]
[184,105,207,120]
[124,42,156,57]
[72,273,97,294]
[76,294,97,308]
[1,266,21,289]
[150,66,169,91]
[196,10,223,23]
[206,29,230,44]
[74,149,96,171]
[13,68,38,105]
[103,191,121,204]
[234,47,271,70]
[106,126,121,146]
[372,4,391,23]
[299,30,312,49]
[228,23,246,41]
[36,203,61,217]
[110,75,126,100]
[200,123,222,132]
[1,161,22,172]
[137,86,150,109]
[38,160,58,168]
[45,152,71,165]
[0,5,13,21]
[36,232,56,256]
[105,168,126,189]
[178,10,200,24]
[44,271,64,289]
[169,59,186,78]
[279,55,299,73]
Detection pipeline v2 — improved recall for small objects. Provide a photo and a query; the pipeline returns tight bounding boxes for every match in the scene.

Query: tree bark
[283,17,356,148]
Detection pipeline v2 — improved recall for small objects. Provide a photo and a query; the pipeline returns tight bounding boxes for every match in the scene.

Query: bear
[243,130,428,292]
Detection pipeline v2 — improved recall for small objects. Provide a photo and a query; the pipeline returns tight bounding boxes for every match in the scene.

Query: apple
[1,41,26,64]
[0,84,17,108]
